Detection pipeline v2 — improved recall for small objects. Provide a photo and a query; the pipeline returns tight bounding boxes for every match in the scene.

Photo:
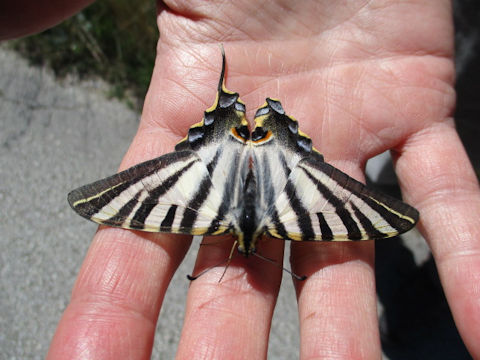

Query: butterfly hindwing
[250,98,316,216]
[173,47,250,230]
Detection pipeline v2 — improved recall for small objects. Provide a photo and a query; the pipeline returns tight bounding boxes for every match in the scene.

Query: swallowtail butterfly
[68,48,419,260]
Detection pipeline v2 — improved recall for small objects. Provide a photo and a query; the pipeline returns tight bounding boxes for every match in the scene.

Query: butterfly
[68,47,419,266]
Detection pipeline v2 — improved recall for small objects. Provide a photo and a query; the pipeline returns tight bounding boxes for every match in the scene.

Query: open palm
[47,1,480,358]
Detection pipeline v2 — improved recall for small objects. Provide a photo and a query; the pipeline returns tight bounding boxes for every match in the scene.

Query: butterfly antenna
[218,240,238,283]
[187,258,227,281]
[252,252,307,281]
[187,240,239,282]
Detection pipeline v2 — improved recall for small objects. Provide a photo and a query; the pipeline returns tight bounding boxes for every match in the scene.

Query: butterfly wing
[252,98,419,241]
[268,153,419,241]
[68,151,229,235]
[250,98,315,219]
[68,48,249,236]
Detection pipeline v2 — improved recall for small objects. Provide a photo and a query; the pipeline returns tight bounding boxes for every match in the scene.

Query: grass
[10,0,158,110]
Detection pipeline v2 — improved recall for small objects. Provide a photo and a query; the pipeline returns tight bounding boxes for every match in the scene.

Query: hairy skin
[6,0,476,359]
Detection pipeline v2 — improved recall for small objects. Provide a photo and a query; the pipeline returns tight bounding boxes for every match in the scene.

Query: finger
[49,127,192,360]
[176,237,284,359]
[48,229,191,360]
[292,236,380,359]
[290,163,381,359]
[396,121,480,357]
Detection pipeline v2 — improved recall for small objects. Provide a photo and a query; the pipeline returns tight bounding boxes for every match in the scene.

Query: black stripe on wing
[284,179,315,240]
[205,156,239,235]
[316,212,334,240]
[311,159,419,236]
[300,156,419,240]
[300,166,363,240]
[68,151,196,221]
[180,176,212,231]
[266,208,291,240]
[350,202,385,239]
[160,205,178,229]
[128,160,197,229]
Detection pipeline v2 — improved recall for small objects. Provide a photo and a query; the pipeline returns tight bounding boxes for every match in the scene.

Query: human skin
[0,0,95,40]
[5,0,479,359]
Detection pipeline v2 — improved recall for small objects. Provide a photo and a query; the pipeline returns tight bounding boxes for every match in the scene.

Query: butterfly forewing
[267,156,418,241]
[68,150,231,235]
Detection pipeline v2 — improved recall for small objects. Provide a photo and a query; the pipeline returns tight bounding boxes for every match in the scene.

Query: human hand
[48,0,480,358]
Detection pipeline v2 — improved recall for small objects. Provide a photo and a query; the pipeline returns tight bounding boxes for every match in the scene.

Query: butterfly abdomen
[236,168,262,256]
